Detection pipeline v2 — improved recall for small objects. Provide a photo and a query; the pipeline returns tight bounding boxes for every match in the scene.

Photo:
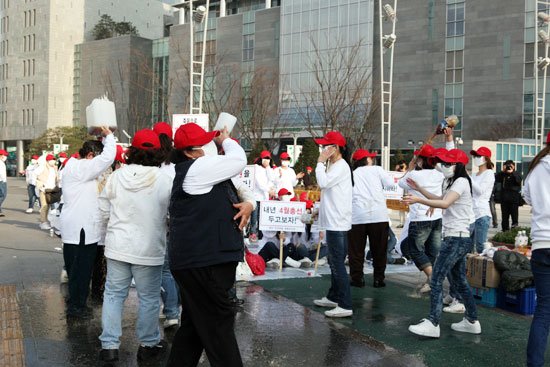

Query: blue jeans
[27,184,38,209]
[527,249,550,367]
[471,216,491,254]
[0,181,6,213]
[326,230,352,310]
[161,250,180,319]
[427,236,477,326]
[408,219,442,270]
[249,202,260,236]
[100,259,162,349]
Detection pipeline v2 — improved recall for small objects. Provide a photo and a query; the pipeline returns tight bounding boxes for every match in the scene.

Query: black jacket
[168,160,244,270]
[494,171,522,204]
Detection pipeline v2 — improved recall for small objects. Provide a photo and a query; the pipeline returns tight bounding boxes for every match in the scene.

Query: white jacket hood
[117,164,160,192]
[540,155,550,173]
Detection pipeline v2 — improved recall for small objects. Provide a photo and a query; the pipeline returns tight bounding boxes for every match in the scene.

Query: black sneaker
[137,340,167,361]
[99,349,119,363]
[373,280,386,288]
[350,279,365,288]
[393,258,407,265]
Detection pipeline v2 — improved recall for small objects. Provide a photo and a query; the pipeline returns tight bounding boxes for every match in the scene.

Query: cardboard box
[466,254,501,289]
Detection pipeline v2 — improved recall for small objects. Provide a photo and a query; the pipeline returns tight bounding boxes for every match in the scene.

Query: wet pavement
[1,178,423,367]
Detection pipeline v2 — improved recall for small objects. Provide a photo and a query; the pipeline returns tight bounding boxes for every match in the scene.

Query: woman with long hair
[524,133,550,367]
[312,131,354,318]
[348,149,394,288]
[404,149,481,338]
[249,150,276,242]
[469,147,495,253]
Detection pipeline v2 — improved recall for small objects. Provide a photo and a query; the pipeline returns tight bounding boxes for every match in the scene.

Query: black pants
[63,242,97,314]
[348,222,389,283]
[167,262,242,367]
[91,246,106,300]
[501,201,519,231]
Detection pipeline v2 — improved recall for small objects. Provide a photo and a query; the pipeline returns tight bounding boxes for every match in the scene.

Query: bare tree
[469,115,524,141]
[293,38,379,150]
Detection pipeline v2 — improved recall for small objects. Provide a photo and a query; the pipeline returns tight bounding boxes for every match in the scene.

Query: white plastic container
[86,95,117,135]
[214,112,237,133]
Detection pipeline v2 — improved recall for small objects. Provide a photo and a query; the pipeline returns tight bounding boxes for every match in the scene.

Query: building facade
[0,0,165,174]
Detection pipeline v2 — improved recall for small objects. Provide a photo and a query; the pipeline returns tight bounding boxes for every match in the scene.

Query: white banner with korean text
[259,201,306,233]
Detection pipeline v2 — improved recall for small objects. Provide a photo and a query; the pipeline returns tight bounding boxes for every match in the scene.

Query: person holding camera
[495,160,522,231]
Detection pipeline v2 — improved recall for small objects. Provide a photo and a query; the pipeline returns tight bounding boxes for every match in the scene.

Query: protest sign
[259,201,306,233]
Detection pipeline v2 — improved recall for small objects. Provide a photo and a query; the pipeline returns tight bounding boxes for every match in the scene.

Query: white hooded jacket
[523,155,550,250]
[99,164,172,266]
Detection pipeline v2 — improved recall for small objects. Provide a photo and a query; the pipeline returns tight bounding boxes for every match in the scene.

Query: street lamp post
[379,1,398,171]
[535,2,550,151]
[188,0,210,114]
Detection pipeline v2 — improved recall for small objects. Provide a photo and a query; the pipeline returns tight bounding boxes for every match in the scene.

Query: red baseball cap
[260,150,271,159]
[31,155,39,160]
[437,149,469,165]
[299,192,308,201]
[470,147,492,158]
[433,148,448,157]
[132,129,161,150]
[0,150,8,156]
[115,145,127,163]
[414,144,436,158]
[352,149,376,160]
[547,131,550,144]
[278,188,292,197]
[46,154,55,161]
[306,166,312,171]
[314,131,347,147]
[153,122,173,139]
[174,123,219,150]
[280,152,290,160]
[305,200,314,209]
[58,152,68,158]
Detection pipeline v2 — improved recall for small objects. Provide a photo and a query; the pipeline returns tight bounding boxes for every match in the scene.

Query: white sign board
[172,114,209,135]
[259,201,306,233]
[53,144,69,154]
[238,165,256,190]
[383,171,406,200]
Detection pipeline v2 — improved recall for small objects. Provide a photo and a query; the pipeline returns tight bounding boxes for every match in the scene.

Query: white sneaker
[408,319,440,338]
[284,257,301,268]
[451,318,481,334]
[163,318,179,329]
[60,269,68,284]
[266,258,280,269]
[299,258,313,268]
[344,256,349,265]
[418,282,431,294]
[25,208,33,214]
[443,294,454,305]
[317,257,327,266]
[313,297,338,308]
[39,222,51,230]
[443,299,466,314]
[325,306,353,318]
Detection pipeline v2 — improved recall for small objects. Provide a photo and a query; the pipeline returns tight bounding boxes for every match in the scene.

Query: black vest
[168,159,244,270]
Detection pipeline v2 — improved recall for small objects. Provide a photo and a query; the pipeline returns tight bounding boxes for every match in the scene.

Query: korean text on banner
[383,171,406,200]
[239,165,256,190]
[172,114,209,136]
[259,201,306,233]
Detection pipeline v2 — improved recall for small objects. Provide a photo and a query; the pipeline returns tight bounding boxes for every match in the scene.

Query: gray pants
[0,181,7,213]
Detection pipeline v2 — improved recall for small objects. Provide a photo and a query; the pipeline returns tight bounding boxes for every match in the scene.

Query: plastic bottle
[514,231,522,249]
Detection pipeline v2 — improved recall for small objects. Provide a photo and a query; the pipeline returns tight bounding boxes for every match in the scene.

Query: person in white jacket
[469,147,495,253]
[275,151,304,198]
[24,155,39,213]
[98,129,172,363]
[0,149,7,217]
[60,127,115,319]
[312,131,353,318]
[249,150,276,242]
[524,133,550,367]
[348,149,394,288]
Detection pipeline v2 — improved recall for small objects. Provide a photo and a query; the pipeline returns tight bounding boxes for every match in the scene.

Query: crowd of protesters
[4,115,550,367]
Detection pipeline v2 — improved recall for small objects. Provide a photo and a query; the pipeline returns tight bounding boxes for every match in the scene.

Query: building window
[445,50,463,83]
[243,34,254,62]
[446,2,465,37]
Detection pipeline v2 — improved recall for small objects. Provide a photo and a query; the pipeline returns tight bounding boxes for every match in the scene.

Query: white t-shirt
[471,169,495,220]
[275,166,298,196]
[398,169,444,222]
[316,159,352,231]
[442,177,474,236]
[352,165,393,224]
[253,165,274,201]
